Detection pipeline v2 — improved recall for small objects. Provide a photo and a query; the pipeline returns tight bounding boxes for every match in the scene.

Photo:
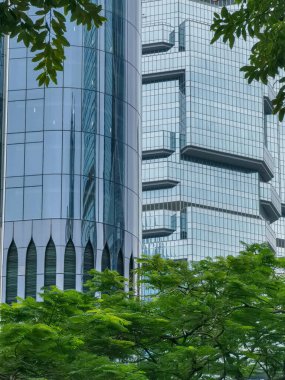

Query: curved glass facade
[142,0,284,263]
[1,0,141,301]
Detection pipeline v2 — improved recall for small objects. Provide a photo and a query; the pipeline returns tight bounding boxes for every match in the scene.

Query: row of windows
[5,239,134,303]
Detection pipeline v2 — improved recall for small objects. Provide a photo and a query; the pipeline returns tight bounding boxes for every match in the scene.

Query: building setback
[142,0,285,262]
[0,0,141,302]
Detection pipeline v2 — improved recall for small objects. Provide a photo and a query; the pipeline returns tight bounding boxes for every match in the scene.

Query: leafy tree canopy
[211,0,285,121]
[2,244,285,379]
[0,0,106,86]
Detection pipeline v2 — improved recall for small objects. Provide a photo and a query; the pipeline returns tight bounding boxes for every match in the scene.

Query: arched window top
[25,239,37,299]
[84,240,94,271]
[117,250,124,276]
[83,240,94,292]
[64,238,76,290]
[6,240,18,304]
[8,240,17,252]
[27,239,36,250]
[85,240,93,252]
[46,237,56,252]
[44,237,56,288]
[102,244,111,271]
[65,238,75,252]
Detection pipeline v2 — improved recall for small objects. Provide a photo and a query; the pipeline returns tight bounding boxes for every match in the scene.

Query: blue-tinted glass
[26,99,44,131]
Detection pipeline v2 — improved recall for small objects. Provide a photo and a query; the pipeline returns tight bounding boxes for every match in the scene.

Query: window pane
[24,186,42,220]
[25,143,43,175]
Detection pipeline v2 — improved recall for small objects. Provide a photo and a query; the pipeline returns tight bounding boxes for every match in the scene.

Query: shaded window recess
[277,238,285,248]
[44,238,56,288]
[180,208,187,240]
[178,21,186,52]
[102,244,111,271]
[129,254,134,292]
[25,239,37,299]
[64,239,76,290]
[83,240,95,291]
[117,250,124,276]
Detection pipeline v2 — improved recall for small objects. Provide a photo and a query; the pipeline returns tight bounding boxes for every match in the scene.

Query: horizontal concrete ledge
[142,69,185,84]
[142,148,175,160]
[143,201,261,220]
[181,145,274,182]
[142,179,179,191]
[260,200,281,223]
[142,42,174,54]
[143,228,176,238]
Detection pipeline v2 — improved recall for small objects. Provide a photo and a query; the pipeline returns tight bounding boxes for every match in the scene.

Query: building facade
[0,0,141,302]
[142,0,285,262]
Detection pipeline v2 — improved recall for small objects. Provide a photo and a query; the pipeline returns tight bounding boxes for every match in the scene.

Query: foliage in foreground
[0,0,105,86]
[211,0,285,121]
[1,244,285,379]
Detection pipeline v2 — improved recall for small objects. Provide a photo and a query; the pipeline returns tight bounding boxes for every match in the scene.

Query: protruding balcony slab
[142,179,179,191]
[142,162,180,191]
[260,182,281,223]
[142,23,175,54]
[142,131,176,160]
[143,210,177,238]
[181,145,274,182]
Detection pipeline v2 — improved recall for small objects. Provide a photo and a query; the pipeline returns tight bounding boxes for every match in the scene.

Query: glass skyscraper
[142,0,284,262]
[0,0,141,302]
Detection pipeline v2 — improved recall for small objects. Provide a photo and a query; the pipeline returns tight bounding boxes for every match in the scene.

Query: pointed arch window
[101,244,111,271]
[83,240,94,290]
[117,250,124,276]
[6,241,18,304]
[44,238,56,288]
[25,239,37,298]
[64,239,76,290]
[129,255,134,292]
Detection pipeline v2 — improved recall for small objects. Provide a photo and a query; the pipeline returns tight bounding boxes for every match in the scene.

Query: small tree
[1,244,285,379]
[0,0,106,86]
[211,0,285,120]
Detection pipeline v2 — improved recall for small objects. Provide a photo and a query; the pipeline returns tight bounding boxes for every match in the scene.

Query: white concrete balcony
[142,162,180,191]
[142,23,175,54]
[260,182,281,223]
[142,131,176,159]
[142,210,177,238]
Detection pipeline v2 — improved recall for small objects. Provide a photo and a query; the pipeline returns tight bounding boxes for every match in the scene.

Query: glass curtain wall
[141,0,282,264]
[1,0,141,302]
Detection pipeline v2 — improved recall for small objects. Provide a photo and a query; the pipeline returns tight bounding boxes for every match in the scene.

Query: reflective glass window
[43,131,62,174]
[5,187,23,221]
[63,47,82,88]
[27,59,39,89]
[44,88,63,130]
[25,142,43,175]
[26,99,44,131]
[7,144,24,177]
[24,186,42,220]
[42,175,61,218]
[9,59,26,90]
[8,101,25,133]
